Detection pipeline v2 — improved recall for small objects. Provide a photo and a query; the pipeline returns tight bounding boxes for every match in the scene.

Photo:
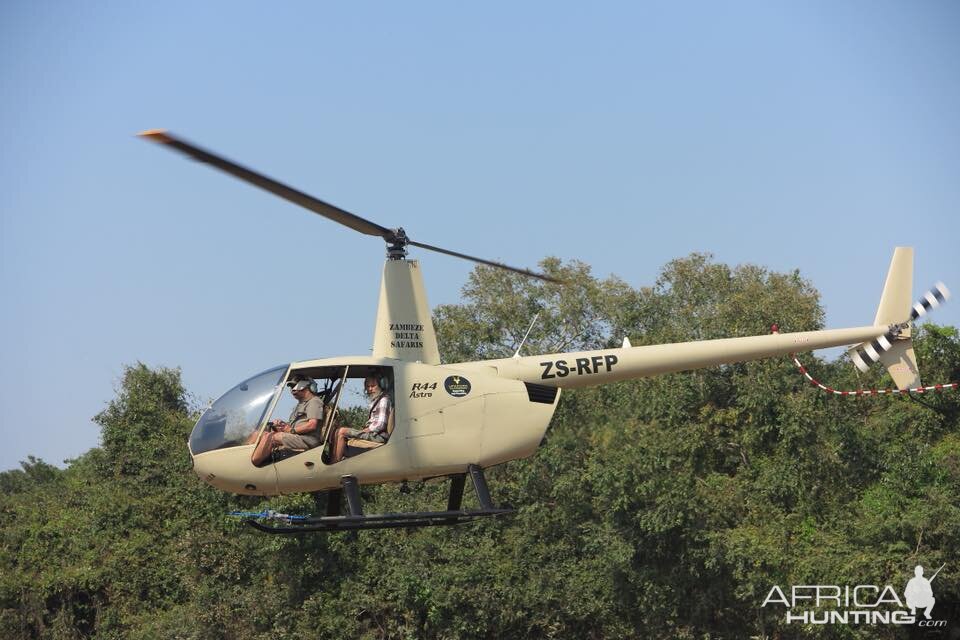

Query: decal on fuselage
[390,322,424,349]
[444,376,472,397]
[409,382,437,399]
[540,354,618,380]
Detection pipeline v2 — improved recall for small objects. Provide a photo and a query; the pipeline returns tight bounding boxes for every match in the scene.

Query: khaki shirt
[288,396,324,446]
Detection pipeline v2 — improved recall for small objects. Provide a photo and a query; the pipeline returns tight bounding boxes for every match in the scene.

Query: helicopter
[140,130,949,533]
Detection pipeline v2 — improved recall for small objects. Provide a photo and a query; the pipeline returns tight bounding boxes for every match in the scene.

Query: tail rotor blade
[851,333,896,373]
[909,282,950,322]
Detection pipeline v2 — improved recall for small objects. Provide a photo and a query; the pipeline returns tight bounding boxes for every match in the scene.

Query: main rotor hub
[386,227,409,260]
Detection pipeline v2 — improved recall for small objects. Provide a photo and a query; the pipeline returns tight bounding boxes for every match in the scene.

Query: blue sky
[2,1,958,472]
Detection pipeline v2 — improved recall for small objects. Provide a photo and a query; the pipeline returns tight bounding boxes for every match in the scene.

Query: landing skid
[244,465,514,534]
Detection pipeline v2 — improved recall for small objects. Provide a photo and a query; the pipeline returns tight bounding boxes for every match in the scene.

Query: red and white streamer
[790,353,959,396]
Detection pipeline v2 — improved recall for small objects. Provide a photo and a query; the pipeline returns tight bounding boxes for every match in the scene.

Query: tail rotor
[850,282,950,386]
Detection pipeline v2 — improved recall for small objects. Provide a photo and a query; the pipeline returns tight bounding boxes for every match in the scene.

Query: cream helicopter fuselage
[190,257,896,498]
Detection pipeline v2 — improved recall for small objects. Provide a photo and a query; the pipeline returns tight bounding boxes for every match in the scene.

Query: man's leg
[924,599,935,619]
[251,431,277,467]
[332,428,359,463]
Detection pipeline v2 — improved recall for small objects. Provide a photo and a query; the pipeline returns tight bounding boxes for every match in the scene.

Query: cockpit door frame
[250,364,293,444]
[320,366,350,450]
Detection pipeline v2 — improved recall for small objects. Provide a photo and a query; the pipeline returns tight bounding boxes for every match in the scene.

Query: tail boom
[455,325,888,389]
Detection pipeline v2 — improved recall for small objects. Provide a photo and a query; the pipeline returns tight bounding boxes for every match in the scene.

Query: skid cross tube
[468,464,494,510]
[244,466,513,534]
[341,476,363,516]
[447,473,466,511]
[325,489,342,517]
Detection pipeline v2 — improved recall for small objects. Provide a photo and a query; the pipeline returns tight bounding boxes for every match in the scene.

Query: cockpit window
[189,365,287,455]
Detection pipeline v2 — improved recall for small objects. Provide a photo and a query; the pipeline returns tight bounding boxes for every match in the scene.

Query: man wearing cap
[251,378,324,466]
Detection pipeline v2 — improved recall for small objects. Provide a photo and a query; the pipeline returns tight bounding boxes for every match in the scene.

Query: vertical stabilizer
[874,247,913,326]
[371,260,441,364]
[874,247,920,388]
[849,247,921,390]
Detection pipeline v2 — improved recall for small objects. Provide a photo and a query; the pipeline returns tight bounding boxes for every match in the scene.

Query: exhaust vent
[524,382,559,404]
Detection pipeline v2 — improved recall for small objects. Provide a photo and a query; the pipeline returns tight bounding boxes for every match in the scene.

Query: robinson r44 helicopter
[141,130,950,534]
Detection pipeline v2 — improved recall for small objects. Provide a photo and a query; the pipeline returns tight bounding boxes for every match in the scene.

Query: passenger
[331,375,391,463]
[251,378,324,466]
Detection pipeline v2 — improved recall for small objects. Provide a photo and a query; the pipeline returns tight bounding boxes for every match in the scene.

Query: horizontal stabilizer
[877,340,921,390]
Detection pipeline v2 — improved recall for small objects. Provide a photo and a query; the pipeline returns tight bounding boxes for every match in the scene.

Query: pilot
[251,378,324,466]
[331,374,392,463]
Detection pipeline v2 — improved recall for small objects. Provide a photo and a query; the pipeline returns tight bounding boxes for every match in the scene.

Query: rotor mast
[385,228,410,260]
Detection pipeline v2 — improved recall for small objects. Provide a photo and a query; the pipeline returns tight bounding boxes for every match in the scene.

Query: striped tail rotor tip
[935,282,951,301]
[910,282,951,321]
[851,349,872,373]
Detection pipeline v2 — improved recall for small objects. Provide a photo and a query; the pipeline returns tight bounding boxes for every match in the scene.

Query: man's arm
[291,418,318,434]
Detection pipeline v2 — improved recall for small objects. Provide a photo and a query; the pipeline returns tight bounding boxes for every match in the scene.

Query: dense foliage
[2,255,958,639]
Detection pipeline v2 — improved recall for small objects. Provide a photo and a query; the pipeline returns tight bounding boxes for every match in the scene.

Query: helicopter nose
[190,447,278,496]
[190,450,220,487]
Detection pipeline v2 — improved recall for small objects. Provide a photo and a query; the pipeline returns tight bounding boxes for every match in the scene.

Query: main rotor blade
[408,240,562,283]
[138,129,392,239]
[140,129,560,283]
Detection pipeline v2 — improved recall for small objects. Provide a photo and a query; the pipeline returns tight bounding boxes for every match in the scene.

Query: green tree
[2,255,957,639]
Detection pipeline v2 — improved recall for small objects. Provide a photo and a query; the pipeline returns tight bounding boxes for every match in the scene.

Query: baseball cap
[289,379,314,391]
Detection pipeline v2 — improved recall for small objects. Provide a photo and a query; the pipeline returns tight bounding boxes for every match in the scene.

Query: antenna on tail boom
[514,312,541,358]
